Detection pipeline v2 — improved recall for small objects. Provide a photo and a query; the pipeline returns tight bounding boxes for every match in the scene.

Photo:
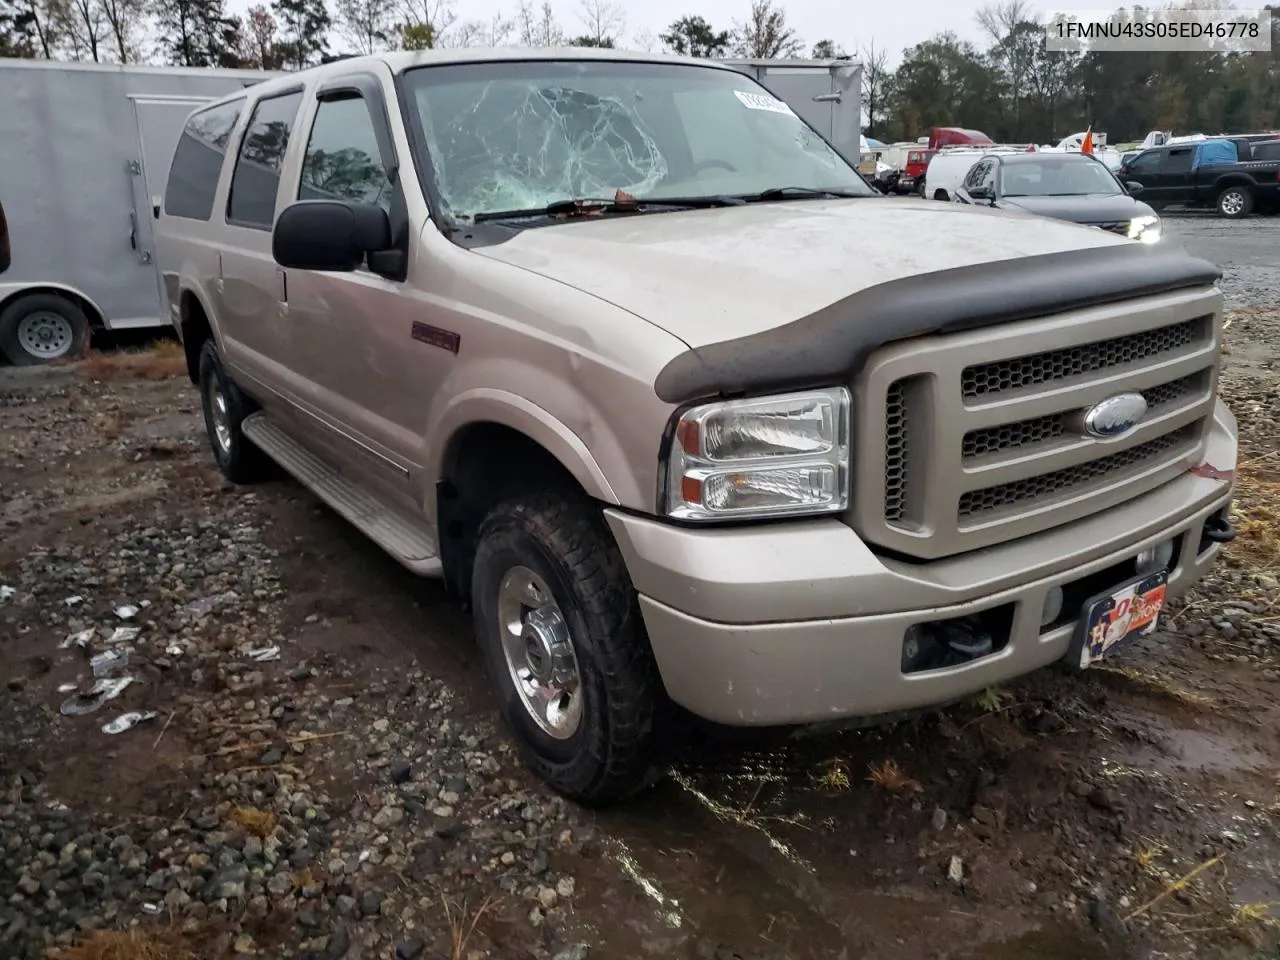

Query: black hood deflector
[654,243,1222,405]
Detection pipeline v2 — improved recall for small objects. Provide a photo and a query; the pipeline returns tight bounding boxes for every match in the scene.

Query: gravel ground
[2,218,1279,960]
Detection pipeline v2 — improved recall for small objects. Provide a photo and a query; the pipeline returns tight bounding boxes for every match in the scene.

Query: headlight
[660,387,851,521]
[1127,214,1161,244]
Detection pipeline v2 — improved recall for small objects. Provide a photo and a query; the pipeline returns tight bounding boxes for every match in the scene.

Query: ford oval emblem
[1082,393,1148,438]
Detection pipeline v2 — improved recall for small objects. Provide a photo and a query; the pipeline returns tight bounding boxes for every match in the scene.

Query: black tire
[471,492,667,806]
[198,339,265,484]
[1217,185,1253,219]
[0,293,91,366]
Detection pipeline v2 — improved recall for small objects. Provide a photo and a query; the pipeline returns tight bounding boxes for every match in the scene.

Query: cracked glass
[400,60,872,221]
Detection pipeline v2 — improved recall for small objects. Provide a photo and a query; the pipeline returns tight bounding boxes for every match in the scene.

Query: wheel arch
[177,285,219,384]
[0,283,106,331]
[432,394,622,600]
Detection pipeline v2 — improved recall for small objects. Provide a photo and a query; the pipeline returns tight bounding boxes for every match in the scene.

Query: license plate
[1072,571,1168,669]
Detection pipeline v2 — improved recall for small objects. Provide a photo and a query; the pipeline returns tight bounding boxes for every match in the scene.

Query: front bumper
[605,401,1237,726]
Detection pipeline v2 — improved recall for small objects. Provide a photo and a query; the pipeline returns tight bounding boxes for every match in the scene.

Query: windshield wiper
[471,194,743,223]
[742,186,870,202]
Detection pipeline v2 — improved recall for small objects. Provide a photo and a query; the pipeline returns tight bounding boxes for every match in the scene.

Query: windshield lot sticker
[734,90,796,116]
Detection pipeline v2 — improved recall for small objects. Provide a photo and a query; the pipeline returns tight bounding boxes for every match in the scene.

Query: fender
[429,387,620,513]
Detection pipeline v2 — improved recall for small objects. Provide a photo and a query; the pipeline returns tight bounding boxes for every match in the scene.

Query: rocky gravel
[2,225,1280,960]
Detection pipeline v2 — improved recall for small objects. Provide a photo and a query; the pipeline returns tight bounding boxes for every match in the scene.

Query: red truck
[899,128,994,195]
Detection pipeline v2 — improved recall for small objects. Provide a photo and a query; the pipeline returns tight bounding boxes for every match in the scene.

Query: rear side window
[164,100,243,221]
[1253,142,1280,161]
[298,97,392,210]
[227,91,304,230]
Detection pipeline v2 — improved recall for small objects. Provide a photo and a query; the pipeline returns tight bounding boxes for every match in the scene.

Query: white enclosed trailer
[721,58,863,165]
[0,59,275,364]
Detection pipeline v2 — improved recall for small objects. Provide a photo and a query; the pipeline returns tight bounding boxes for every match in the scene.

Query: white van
[924,146,1028,201]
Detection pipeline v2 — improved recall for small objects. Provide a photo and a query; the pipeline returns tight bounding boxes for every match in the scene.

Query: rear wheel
[0,293,91,366]
[471,492,667,806]
[1217,185,1253,219]
[198,339,265,484]
[933,189,949,201]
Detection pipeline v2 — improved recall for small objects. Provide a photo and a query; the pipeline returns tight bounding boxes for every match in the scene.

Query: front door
[271,75,432,509]
[129,95,215,326]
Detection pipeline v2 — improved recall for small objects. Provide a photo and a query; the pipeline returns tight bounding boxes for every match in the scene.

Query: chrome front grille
[850,286,1222,560]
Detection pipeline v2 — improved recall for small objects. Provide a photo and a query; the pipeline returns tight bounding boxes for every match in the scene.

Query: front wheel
[1217,186,1253,219]
[471,493,667,806]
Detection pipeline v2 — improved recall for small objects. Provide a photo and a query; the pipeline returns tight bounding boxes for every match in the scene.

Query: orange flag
[1081,128,1094,154]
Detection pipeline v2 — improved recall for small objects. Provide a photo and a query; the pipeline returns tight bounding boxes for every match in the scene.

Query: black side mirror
[0,199,10,274]
[1125,181,1145,196]
[969,186,991,201]
[272,200,391,272]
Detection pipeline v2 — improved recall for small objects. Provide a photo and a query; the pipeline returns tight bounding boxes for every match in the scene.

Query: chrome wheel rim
[16,311,75,359]
[496,565,583,740]
[206,376,232,455]
[1222,192,1244,215]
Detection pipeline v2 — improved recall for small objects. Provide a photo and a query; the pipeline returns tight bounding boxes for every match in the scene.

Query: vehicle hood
[999,193,1155,223]
[471,197,1132,349]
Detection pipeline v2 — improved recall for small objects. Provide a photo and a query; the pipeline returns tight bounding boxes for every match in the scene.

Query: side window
[299,96,392,210]
[1128,151,1161,173]
[227,91,304,230]
[1255,142,1280,161]
[978,162,996,193]
[1162,148,1194,173]
[164,100,243,221]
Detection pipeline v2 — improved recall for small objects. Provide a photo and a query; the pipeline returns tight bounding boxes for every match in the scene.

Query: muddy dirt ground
[2,217,1279,960]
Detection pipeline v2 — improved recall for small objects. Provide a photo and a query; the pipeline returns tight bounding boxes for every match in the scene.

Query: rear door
[129,95,215,321]
[1157,146,1196,203]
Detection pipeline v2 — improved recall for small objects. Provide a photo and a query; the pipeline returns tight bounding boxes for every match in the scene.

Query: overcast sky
[224,0,1115,67]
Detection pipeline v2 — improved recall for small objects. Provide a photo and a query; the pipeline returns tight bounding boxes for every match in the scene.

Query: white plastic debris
[947,855,965,885]
[247,645,281,662]
[114,604,140,620]
[182,592,236,618]
[59,628,95,650]
[0,585,15,603]
[106,626,141,645]
[90,649,130,678]
[59,676,134,716]
[57,683,77,694]
[165,642,186,657]
[63,595,84,607]
[102,711,158,734]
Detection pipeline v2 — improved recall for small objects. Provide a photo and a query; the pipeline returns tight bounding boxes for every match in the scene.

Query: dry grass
[75,340,186,381]
[1097,665,1217,710]
[866,759,922,794]
[1229,455,1280,571]
[229,805,278,839]
[47,927,198,960]
[441,893,495,960]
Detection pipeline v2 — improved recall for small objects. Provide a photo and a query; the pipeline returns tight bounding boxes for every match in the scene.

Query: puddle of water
[1119,726,1271,779]
[955,925,1134,960]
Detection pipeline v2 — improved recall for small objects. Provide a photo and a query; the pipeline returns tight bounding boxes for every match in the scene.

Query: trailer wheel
[1216,186,1253,219]
[0,293,91,366]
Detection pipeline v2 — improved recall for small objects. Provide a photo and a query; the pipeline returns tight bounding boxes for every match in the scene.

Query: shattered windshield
[398,60,872,221]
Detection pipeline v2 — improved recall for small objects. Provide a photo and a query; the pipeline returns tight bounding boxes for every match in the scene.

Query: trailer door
[127,96,212,318]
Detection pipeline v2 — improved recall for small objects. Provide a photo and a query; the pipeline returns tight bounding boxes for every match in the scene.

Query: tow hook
[1202,511,1236,544]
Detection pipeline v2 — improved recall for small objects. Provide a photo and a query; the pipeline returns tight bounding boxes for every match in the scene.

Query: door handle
[129,212,137,251]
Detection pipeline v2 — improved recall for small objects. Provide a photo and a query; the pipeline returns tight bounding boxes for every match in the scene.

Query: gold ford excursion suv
[155,49,1239,806]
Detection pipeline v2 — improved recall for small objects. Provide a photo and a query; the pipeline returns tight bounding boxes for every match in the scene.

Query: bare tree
[627,27,657,51]
[240,3,283,67]
[577,0,621,45]
[976,0,1037,129]
[516,0,561,46]
[336,0,394,53]
[397,0,453,47]
[447,11,513,46]
[731,0,801,59]
[861,40,890,136]
[63,0,109,59]
[18,0,64,56]
[99,0,146,60]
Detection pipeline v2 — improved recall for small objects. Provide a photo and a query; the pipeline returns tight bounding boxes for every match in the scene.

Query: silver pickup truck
[154,48,1238,806]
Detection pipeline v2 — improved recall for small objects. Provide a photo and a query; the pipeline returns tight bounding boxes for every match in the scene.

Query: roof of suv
[208,46,745,110]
